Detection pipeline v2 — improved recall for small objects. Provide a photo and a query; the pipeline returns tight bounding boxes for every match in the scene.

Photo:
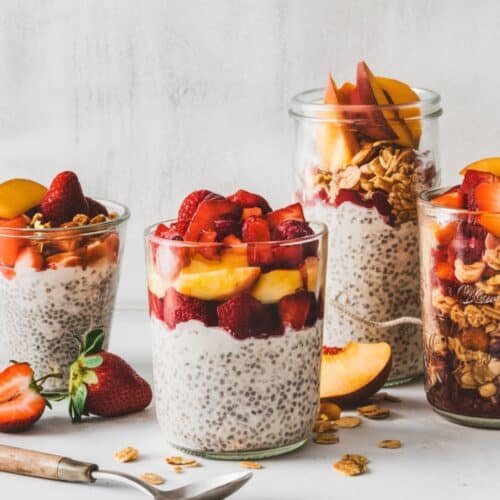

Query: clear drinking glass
[290,87,442,385]
[145,221,327,459]
[418,187,500,428]
[0,201,129,391]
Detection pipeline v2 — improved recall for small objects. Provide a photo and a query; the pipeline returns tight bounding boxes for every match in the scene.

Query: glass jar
[0,201,129,391]
[418,188,500,428]
[290,87,442,385]
[145,221,327,459]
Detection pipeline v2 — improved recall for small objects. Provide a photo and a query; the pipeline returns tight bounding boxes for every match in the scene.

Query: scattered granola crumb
[358,405,390,419]
[378,439,402,449]
[335,416,361,428]
[139,473,165,485]
[239,461,263,470]
[165,456,199,467]
[313,431,339,444]
[114,446,139,463]
[333,454,368,476]
[173,466,183,474]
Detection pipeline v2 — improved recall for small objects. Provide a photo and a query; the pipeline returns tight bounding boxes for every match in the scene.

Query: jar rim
[289,87,442,122]
[145,219,328,247]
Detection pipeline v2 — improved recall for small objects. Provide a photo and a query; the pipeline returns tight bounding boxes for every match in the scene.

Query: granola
[114,447,139,463]
[139,473,165,485]
[332,454,368,476]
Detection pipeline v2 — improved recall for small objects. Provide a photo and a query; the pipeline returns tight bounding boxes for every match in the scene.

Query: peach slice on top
[459,157,500,177]
[353,62,415,147]
[0,179,47,219]
[320,341,392,405]
[317,74,360,171]
[476,182,500,236]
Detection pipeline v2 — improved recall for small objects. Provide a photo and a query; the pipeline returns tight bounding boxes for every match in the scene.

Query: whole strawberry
[41,171,89,225]
[68,329,152,422]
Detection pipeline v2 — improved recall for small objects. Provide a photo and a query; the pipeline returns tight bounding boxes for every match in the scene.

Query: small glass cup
[145,221,327,459]
[290,86,442,385]
[0,201,129,391]
[418,187,500,427]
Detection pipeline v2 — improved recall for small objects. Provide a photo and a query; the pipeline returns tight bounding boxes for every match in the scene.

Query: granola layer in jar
[290,62,441,384]
[419,161,500,427]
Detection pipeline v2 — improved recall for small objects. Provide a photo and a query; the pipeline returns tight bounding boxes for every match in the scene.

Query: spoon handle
[0,444,97,483]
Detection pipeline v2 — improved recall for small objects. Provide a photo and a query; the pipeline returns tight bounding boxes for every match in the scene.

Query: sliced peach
[435,261,455,281]
[174,266,260,301]
[320,341,392,404]
[317,74,360,170]
[434,221,458,245]
[459,157,500,177]
[86,240,108,264]
[0,179,47,219]
[0,215,29,266]
[338,81,355,103]
[147,268,168,298]
[46,250,84,269]
[354,62,415,147]
[251,269,303,304]
[300,256,319,292]
[182,251,249,274]
[15,246,44,272]
[478,214,500,237]
[104,232,120,262]
[475,182,500,212]
[432,189,465,209]
[377,76,421,147]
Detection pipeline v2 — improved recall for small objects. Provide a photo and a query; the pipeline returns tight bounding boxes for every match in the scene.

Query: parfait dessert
[0,172,129,390]
[290,61,442,383]
[145,189,327,458]
[419,158,500,427]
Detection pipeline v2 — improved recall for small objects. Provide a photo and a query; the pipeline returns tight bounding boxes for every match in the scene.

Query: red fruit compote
[145,189,327,458]
[419,159,500,427]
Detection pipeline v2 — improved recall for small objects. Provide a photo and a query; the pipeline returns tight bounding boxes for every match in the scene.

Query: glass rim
[144,219,328,248]
[0,199,130,239]
[418,186,500,216]
[289,86,442,122]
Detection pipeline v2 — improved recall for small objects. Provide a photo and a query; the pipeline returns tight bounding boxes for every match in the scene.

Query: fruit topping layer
[311,61,435,225]
[147,189,323,339]
[426,158,500,416]
[0,171,119,279]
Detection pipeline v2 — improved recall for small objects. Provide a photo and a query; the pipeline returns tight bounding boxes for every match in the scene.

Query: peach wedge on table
[317,74,360,171]
[174,267,261,301]
[353,61,415,148]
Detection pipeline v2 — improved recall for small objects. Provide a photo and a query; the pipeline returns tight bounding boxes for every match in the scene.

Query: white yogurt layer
[306,201,422,381]
[152,318,322,454]
[0,260,119,391]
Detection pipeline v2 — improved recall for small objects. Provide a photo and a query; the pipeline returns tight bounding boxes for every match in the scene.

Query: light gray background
[0,0,496,307]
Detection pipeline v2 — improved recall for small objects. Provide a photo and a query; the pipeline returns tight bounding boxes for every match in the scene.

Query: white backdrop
[0,0,498,307]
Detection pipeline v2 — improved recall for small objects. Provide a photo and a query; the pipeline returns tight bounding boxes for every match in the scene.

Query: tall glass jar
[419,188,500,428]
[290,87,442,385]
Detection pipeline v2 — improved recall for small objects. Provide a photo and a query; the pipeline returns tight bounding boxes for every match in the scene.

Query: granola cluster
[315,141,434,224]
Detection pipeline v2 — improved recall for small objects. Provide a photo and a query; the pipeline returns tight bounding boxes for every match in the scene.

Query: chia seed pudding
[0,260,119,391]
[152,318,322,456]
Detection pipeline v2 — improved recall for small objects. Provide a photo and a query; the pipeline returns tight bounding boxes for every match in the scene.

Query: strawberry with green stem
[68,329,152,422]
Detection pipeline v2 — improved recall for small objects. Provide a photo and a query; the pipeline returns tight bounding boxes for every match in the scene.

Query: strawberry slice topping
[178,190,213,222]
[217,292,266,339]
[278,291,317,330]
[242,216,273,267]
[227,189,272,213]
[86,197,108,217]
[461,170,495,210]
[0,362,47,432]
[40,171,89,225]
[163,288,217,329]
[266,203,305,228]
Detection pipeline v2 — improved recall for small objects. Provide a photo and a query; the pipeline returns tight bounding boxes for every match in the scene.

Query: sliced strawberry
[40,171,89,225]
[198,229,220,260]
[163,288,217,329]
[461,170,495,210]
[0,362,47,432]
[148,290,164,321]
[217,292,266,339]
[432,187,465,209]
[47,251,84,269]
[177,190,212,221]
[452,221,486,264]
[222,234,243,246]
[335,189,395,223]
[266,203,305,228]
[15,246,44,271]
[227,189,272,213]
[242,216,273,267]
[155,221,187,240]
[0,215,29,266]
[242,207,263,220]
[86,197,108,217]
[154,222,190,280]
[184,196,241,242]
[278,291,317,330]
[272,219,314,240]
[261,304,284,337]
[212,218,242,240]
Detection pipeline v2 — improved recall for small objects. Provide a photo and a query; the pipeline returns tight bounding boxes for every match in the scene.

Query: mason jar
[145,220,327,459]
[418,187,500,428]
[290,86,442,385]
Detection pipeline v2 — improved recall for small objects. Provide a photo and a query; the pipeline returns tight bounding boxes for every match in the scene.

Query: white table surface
[0,309,499,499]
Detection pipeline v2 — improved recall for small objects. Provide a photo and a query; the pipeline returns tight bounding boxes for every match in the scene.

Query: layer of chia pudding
[152,318,322,455]
[0,260,119,391]
[306,201,422,381]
